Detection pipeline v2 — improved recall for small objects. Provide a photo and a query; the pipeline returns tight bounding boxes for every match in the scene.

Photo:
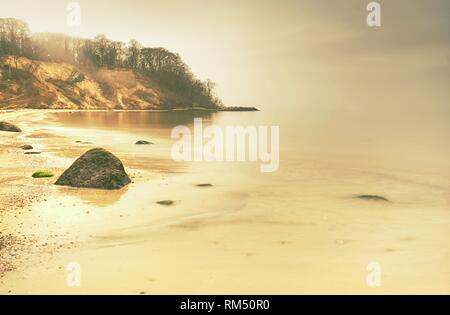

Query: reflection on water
[53,110,216,130]
[57,186,128,207]
[50,109,450,181]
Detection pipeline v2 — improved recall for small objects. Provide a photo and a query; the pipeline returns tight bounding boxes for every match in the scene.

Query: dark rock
[24,152,41,155]
[156,200,175,206]
[55,148,131,190]
[355,195,389,202]
[196,184,213,187]
[20,145,33,150]
[136,140,154,145]
[0,121,22,132]
[219,106,259,112]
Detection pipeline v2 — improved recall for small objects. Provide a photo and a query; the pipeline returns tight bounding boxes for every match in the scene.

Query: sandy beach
[0,109,449,294]
[0,109,173,292]
[1,0,450,299]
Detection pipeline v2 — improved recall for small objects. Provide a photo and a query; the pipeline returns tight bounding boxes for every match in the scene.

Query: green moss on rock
[55,148,131,190]
[32,170,54,178]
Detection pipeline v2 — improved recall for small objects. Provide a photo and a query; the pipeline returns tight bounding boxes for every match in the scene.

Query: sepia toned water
[2,110,449,294]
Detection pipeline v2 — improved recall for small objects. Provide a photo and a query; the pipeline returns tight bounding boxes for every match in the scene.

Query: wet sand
[0,110,449,294]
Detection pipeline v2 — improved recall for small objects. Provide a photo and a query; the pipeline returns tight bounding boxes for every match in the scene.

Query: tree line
[0,18,222,108]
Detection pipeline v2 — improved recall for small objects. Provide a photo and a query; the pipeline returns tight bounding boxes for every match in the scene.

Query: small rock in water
[355,194,389,202]
[156,200,175,206]
[0,121,22,132]
[136,140,154,145]
[196,184,213,188]
[20,145,33,150]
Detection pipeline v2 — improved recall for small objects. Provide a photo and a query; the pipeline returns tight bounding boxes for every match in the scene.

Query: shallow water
[1,110,449,294]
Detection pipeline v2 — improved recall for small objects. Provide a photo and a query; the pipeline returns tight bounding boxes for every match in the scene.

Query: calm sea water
[45,110,449,293]
[52,109,449,175]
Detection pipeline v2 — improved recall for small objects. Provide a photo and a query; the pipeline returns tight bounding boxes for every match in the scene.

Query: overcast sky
[1,0,449,117]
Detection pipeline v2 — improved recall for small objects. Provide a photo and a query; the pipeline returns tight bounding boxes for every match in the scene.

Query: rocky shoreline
[0,109,186,286]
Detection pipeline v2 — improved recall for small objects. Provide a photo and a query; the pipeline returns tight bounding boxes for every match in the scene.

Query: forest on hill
[0,18,222,109]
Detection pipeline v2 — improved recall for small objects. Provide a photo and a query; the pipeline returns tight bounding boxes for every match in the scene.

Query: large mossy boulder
[0,121,22,132]
[55,148,131,190]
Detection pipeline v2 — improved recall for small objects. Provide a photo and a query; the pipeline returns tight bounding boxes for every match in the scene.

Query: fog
[2,0,449,169]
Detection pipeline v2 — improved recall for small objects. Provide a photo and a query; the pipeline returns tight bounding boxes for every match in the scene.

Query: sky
[1,0,449,119]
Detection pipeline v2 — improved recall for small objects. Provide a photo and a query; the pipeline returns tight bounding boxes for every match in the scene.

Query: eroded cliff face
[0,56,175,110]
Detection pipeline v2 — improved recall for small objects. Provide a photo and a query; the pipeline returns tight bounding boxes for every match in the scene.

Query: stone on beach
[136,140,154,145]
[196,184,213,187]
[0,121,22,132]
[156,200,175,206]
[20,145,33,150]
[355,194,389,202]
[55,148,131,190]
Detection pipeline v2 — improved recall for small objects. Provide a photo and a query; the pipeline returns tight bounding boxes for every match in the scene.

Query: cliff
[0,56,218,110]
